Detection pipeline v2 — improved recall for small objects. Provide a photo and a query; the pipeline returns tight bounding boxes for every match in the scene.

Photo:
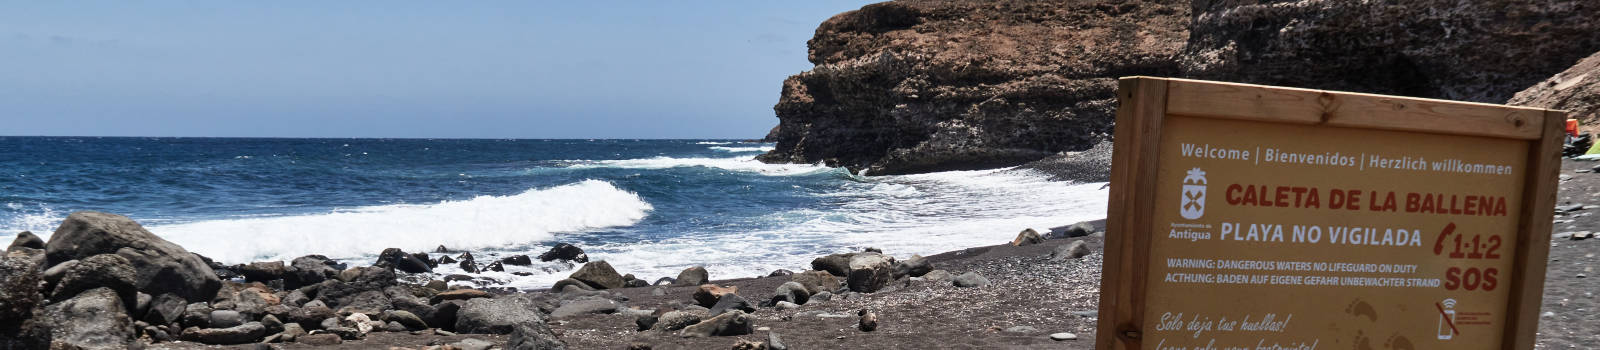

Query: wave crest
[149,180,653,263]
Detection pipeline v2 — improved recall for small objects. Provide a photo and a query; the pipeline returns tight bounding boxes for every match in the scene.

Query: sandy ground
[1532,159,1600,349]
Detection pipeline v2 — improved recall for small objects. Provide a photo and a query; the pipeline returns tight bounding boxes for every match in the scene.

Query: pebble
[1004,326,1039,333]
[1050,332,1079,341]
[775,301,800,310]
[1542,311,1556,318]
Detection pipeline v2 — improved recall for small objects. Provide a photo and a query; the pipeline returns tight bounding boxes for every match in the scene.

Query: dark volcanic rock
[430,288,493,304]
[1512,50,1600,131]
[673,266,709,286]
[810,253,855,277]
[376,248,432,274]
[767,269,794,277]
[6,231,44,251]
[952,272,991,287]
[44,211,222,303]
[759,1,1190,175]
[678,310,753,338]
[287,255,341,289]
[144,293,187,326]
[507,321,568,350]
[51,254,139,311]
[707,294,755,317]
[41,287,135,349]
[652,310,704,332]
[0,256,42,330]
[181,321,265,345]
[538,243,588,263]
[892,254,932,278]
[772,281,811,305]
[500,255,533,266]
[1050,240,1093,261]
[1183,0,1600,104]
[569,261,624,290]
[693,285,738,308]
[238,261,287,283]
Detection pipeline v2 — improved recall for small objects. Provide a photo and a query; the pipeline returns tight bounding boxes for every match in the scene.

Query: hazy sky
[0,2,874,139]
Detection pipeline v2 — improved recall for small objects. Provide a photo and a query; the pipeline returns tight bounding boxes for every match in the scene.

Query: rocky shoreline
[0,210,1108,349]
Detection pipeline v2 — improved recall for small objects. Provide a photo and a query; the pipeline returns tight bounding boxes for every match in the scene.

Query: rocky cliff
[1512,51,1600,132]
[757,0,1190,175]
[761,0,1600,175]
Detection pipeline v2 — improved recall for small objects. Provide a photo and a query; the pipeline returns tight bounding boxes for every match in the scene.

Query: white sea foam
[693,141,732,145]
[572,156,831,176]
[146,180,653,263]
[470,167,1110,288]
[708,146,776,152]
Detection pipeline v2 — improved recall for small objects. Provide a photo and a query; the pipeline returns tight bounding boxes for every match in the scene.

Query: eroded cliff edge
[762,0,1600,176]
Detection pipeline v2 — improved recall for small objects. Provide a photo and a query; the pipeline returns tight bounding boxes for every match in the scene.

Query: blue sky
[0,2,874,139]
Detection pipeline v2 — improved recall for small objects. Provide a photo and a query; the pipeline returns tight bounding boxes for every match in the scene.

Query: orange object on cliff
[1567,119,1580,137]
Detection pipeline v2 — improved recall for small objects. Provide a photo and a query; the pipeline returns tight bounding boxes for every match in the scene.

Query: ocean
[0,137,1107,289]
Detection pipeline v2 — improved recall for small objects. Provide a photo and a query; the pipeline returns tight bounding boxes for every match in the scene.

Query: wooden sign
[1096,77,1563,350]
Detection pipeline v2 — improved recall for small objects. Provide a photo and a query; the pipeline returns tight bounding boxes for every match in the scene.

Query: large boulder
[6,231,44,251]
[1511,50,1600,130]
[0,256,42,330]
[789,271,840,295]
[758,1,1190,175]
[538,243,588,263]
[40,287,135,349]
[845,253,895,293]
[1183,0,1600,104]
[568,261,624,290]
[375,248,432,274]
[313,266,397,309]
[50,254,138,311]
[810,253,855,277]
[455,295,547,334]
[286,255,342,289]
[237,261,287,283]
[772,281,811,305]
[672,266,709,286]
[692,285,739,308]
[43,212,222,303]
[678,310,753,338]
[181,321,266,345]
[892,255,932,279]
[507,321,567,350]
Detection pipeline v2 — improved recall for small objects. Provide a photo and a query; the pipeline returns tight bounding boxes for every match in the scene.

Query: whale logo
[1180,168,1206,220]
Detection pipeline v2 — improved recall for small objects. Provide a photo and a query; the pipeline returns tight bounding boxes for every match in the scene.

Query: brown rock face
[1511,51,1600,132]
[1183,0,1600,104]
[759,0,1190,175]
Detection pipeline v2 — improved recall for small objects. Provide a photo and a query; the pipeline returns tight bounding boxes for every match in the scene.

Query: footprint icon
[1346,299,1378,322]
[1385,334,1414,350]
[1354,330,1374,350]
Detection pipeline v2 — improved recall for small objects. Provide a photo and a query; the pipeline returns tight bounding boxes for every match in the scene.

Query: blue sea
[0,137,1107,289]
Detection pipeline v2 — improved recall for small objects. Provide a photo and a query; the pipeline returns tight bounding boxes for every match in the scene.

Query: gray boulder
[455,295,547,334]
[789,271,840,295]
[952,272,990,287]
[549,299,619,319]
[1049,241,1092,261]
[651,310,705,332]
[892,254,932,278]
[921,270,953,282]
[672,266,709,286]
[0,256,42,330]
[6,231,44,251]
[181,302,214,328]
[678,310,753,337]
[51,253,138,311]
[41,287,135,349]
[772,281,811,305]
[286,255,341,289]
[238,261,287,283]
[1049,221,1096,239]
[568,261,624,290]
[180,321,265,345]
[538,243,588,263]
[507,321,568,350]
[707,294,755,316]
[846,253,895,293]
[43,212,222,303]
[379,310,428,330]
[143,293,186,326]
[209,310,244,328]
[810,253,856,276]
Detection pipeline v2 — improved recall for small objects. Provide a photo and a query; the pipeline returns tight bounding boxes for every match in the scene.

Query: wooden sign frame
[1095,77,1564,350]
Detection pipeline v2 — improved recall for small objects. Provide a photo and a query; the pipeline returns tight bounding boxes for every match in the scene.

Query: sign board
[1096,77,1563,350]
